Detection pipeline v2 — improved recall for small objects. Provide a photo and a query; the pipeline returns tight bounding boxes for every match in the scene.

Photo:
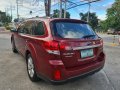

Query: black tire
[26,54,40,82]
[11,39,18,53]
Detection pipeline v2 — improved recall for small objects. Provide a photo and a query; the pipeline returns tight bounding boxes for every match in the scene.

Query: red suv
[11,18,105,84]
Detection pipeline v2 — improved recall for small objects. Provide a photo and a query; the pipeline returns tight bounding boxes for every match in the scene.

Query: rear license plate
[81,49,94,58]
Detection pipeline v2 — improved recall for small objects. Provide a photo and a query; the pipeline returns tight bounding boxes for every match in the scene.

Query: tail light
[44,41,72,51]
[44,41,59,50]
[54,70,61,80]
[43,41,60,55]
[100,39,103,46]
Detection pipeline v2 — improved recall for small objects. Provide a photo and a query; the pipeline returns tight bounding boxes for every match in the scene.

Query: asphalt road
[0,27,6,32]
[0,33,120,90]
[98,33,120,46]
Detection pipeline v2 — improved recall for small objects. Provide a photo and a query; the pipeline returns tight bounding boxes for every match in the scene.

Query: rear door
[14,23,25,53]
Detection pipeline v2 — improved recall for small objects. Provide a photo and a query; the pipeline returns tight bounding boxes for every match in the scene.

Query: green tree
[80,12,99,30]
[0,11,11,24]
[53,9,70,18]
[99,20,109,32]
[99,0,120,32]
[106,0,120,30]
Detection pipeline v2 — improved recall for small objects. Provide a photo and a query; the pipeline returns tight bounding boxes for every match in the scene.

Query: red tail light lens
[54,70,61,80]
[44,41,72,51]
[59,44,65,50]
[44,41,59,50]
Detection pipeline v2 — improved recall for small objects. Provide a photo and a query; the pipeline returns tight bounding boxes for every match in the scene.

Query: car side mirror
[10,28,18,33]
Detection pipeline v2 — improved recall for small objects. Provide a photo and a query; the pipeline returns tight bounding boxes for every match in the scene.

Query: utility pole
[59,0,62,18]
[44,0,51,17]
[16,0,19,19]
[48,0,51,17]
[64,0,67,18]
[87,0,91,22]
[44,0,47,16]
[10,4,13,20]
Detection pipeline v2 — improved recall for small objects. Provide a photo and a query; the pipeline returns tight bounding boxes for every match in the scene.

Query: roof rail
[25,16,52,20]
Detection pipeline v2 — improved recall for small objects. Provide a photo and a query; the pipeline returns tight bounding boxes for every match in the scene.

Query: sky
[68,0,115,20]
[0,0,115,20]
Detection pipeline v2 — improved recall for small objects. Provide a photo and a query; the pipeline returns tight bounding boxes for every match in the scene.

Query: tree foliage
[99,0,120,32]
[52,9,70,18]
[0,11,11,24]
[80,12,98,30]
[99,20,109,32]
[106,0,120,30]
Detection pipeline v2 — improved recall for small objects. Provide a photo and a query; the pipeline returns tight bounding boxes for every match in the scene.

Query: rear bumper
[38,60,105,84]
[50,65,103,85]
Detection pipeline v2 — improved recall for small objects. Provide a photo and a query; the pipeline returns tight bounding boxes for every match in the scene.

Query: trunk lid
[54,37,102,68]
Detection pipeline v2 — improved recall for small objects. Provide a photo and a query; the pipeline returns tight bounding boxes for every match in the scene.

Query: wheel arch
[25,50,31,62]
[25,43,39,72]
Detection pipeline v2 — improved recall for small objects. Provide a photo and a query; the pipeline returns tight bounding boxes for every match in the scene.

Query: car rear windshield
[52,21,97,39]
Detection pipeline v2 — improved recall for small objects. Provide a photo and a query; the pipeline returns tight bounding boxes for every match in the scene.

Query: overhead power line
[65,0,100,22]
[67,0,100,10]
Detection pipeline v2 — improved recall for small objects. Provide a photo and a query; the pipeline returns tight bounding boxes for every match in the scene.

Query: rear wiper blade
[82,35,95,38]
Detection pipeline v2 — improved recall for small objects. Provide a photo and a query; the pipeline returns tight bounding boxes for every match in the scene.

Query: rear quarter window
[33,22,45,36]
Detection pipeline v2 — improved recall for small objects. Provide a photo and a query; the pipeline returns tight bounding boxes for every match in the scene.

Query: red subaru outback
[11,18,105,84]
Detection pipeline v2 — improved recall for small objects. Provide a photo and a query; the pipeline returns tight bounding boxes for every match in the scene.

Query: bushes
[5,26,11,30]
[4,23,11,30]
